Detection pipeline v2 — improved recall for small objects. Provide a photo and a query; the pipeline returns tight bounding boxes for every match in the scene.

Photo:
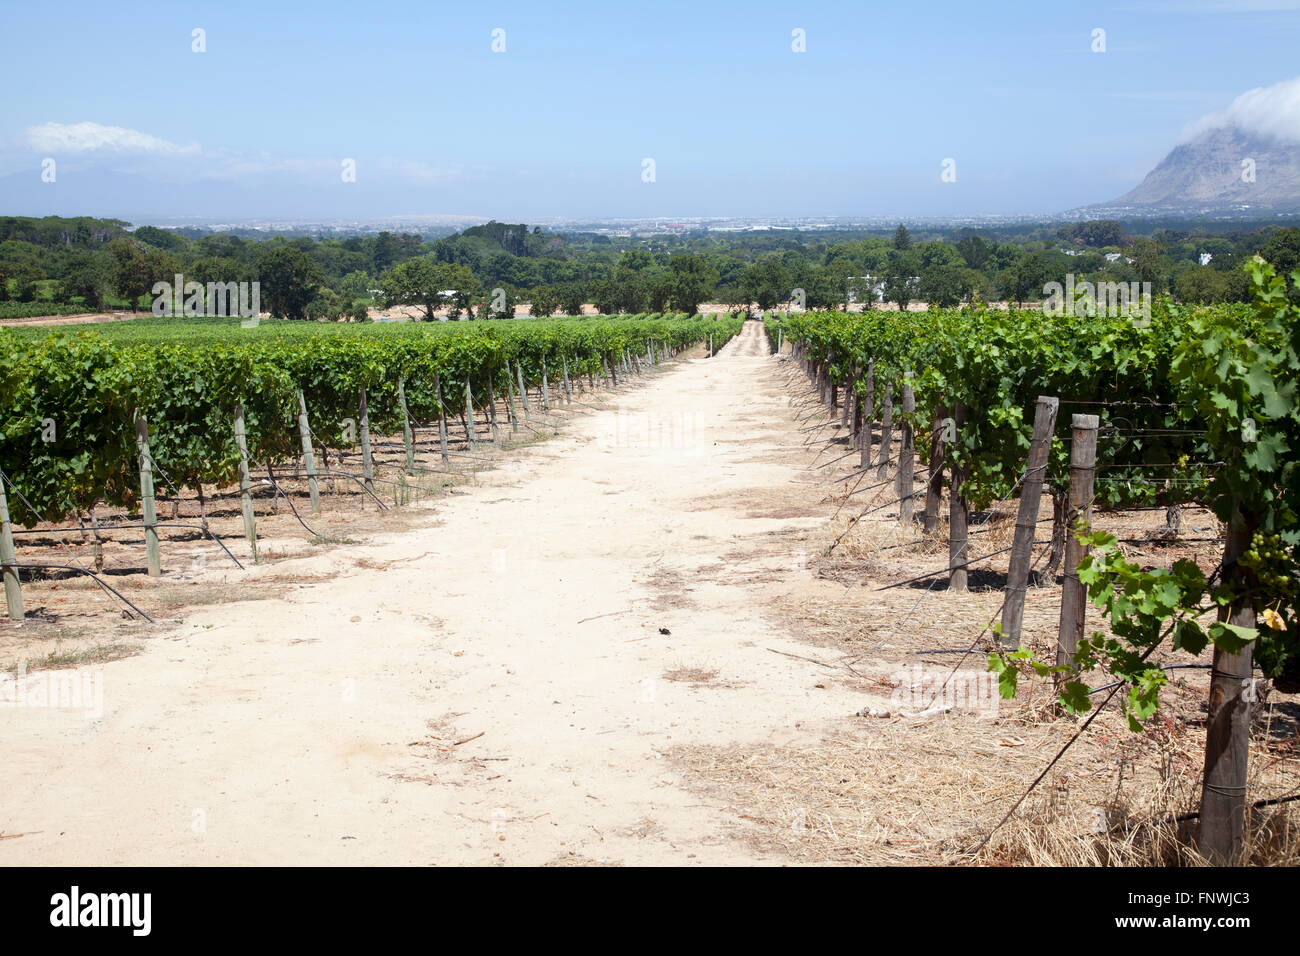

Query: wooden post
[923,403,949,537]
[999,395,1060,649]
[541,359,551,411]
[134,411,162,576]
[434,375,450,466]
[562,356,572,404]
[0,471,24,620]
[358,390,375,496]
[859,358,875,468]
[1055,414,1099,673]
[949,403,969,593]
[875,381,894,481]
[486,370,500,442]
[847,371,859,446]
[778,328,783,353]
[504,364,519,433]
[465,379,478,452]
[296,390,322,512]
[233,403,259,564]
[1197,517,1257,864]
[516,363,532,420]
[896,374,916,525]
[397,378,415,474]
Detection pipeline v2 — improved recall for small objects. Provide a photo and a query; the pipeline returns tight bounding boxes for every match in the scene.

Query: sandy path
[2,320,859,866]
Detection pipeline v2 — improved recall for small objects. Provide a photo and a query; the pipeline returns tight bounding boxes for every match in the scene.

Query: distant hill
[1077,78,1300,218]
[1112,126,1300,213]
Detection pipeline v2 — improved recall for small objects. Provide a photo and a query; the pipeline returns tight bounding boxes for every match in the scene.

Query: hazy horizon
[3,0,1299,222]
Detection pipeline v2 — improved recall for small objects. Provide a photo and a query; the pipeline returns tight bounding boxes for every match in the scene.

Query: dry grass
[672,367,1300,867]
[673,694,1300,866]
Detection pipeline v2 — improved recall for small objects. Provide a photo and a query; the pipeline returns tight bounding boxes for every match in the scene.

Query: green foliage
[0,314,743,526]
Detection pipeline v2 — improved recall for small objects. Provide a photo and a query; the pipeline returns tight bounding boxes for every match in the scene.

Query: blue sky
[2,0,1298,221]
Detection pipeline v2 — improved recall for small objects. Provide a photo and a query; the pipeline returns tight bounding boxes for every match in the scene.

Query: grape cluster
[1242,531,1297,599]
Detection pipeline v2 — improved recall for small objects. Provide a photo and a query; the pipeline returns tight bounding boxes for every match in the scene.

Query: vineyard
[1,285,1296,867]
[766,258,1299,862]
[0,313,740,526]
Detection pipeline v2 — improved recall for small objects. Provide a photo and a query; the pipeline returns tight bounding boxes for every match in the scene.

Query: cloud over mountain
[1177,76,1300,144]
[22,121,200,156]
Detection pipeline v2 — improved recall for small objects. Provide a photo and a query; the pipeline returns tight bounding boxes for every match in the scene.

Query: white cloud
[1178,76,1300,142]
[22,121,199,155]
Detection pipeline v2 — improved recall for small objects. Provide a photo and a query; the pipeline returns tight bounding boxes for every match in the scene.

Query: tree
[559,282,586,316]
[742,257,788,311]
[646,272,673,313]
[305,288,346,321]
[883,250,919,310]
[58,251,111,311]
[12,263,45,303]
[918,265,964,308]
[529,285,558,317]
[667,254,719,314]
[259,246,325,320]
[1175,265,1230,305]
[339,270,374,301]
[618,249,654,272]
[382,258,444,321]
[443,264,481,318]
[349,300,369,322]
[956,235,992,271]
[893,223,911,250]
[109,239,165,311]
[1260,227,1300,300]
[848,274,876,310]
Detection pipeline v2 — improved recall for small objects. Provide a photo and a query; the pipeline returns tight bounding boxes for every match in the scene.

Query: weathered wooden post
[134,411,162,576]
[397,378,415,474]
[0,470,24,619]
[233,403,259,563]
[1055,414,1099,673]
[541,359,551,411]
[923,403,949,537]
[562,356,572,404]
[1198,518,1257,864]
[859,358,875,469]
[875,381,894,481]
[504,363,519,433]
[486,370,500,442]
[516,363,532,421]
[999,395,1060,649]
[465,379,478,452]
[358,390,375,496]
[896,374,916,525]
[296,390,322,513]
[434,375,450,466]
[846,373,859,446]
[949,403,969,593]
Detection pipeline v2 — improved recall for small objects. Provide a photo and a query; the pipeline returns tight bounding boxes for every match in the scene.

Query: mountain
[1074,77,1300,218]
[1111,126,1300,212]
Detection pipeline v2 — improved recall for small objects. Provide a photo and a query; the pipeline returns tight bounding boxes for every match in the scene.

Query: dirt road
[3,320,865,865]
